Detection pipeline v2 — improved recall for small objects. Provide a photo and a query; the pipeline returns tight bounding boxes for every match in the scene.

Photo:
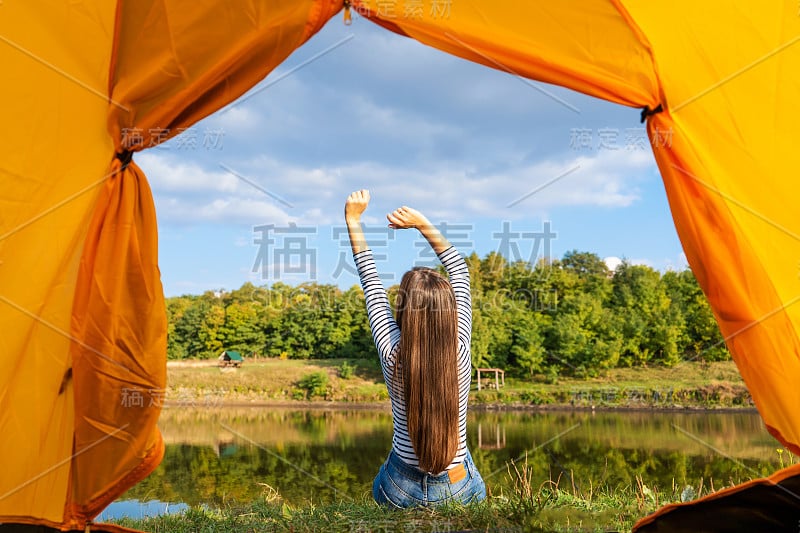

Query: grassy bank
[111,497,637,532]
[111,460,758,533]
[164,359,751,409]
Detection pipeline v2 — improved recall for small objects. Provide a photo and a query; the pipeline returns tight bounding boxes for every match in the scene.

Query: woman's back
[354,246,472,472]
[344,190,486,508]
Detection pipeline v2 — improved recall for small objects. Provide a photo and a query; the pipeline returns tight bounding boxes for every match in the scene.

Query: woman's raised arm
[345,189,370,254]
[386,206,451,254]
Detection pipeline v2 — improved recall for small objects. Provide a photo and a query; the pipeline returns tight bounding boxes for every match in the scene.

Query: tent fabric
[0,0,340,530]
[68,157,167,517]
[2,0,799,530]
[71,0,341,521]
[624,0,800,459]
[353,0,661,109]
[0,1,117,526]
[633,463,800,532]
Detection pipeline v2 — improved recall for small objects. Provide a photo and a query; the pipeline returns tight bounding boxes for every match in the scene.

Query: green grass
[166,359,387,404]
[165,359,750,409]
[110,460,755,533]
[472,361,750,409]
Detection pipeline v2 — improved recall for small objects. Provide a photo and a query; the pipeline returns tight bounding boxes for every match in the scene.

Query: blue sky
[140,14,687,297]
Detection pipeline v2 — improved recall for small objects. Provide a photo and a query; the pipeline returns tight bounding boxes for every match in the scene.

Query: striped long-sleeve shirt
[354,246,472,472]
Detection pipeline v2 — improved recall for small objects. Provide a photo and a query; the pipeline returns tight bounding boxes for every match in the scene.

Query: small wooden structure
[218,350,244,368]
[475,368,505,390]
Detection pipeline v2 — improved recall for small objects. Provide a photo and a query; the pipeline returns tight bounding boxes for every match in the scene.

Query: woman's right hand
[345,189,370,222]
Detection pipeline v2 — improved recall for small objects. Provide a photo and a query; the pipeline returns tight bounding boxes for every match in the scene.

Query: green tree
[265,290,319,359]
[470,299,492,369]
[662,269,728,361]
[611,263,682,366]
[199,298,225,356]
[218,300,265,356]
[561,250,612,298]
[335,286,374,359]
[546,291,622,375]
[478,251,507,293]
[165,296,193,359]
[561,250,609,276]
[170,295,218,359]
[477,291,546,376]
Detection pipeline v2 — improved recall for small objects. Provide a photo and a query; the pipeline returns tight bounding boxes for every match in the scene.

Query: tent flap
[69,158,167,519]
[1,0,341,529]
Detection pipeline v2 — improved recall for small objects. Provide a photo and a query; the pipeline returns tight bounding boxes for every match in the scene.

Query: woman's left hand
[387,206,428,230]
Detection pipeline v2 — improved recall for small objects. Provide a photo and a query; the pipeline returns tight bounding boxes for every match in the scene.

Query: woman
[345,189,487,508]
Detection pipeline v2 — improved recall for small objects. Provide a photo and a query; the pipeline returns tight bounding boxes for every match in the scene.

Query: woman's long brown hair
[394,267,459,473]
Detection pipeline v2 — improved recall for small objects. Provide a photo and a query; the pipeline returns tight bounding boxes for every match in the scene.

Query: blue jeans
[372,448,487,508]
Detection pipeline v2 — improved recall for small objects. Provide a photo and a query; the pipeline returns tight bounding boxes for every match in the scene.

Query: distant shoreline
[161,397,758,413]
[163,358,754,411]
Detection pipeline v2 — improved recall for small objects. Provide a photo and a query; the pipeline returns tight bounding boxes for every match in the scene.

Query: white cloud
[154,196,292,225]
[629,258,654,267]
[135,18,657,235]
[604,256,622,271]
[140,144,655,227]
[140,152,336,225]
[139,152,239,193]
[211,105,262,134]
[325,148,655,220]
[350,93,460,142]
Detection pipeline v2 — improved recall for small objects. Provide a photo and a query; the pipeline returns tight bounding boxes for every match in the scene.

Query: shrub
[338,360,355,379]
[297,371,329,399]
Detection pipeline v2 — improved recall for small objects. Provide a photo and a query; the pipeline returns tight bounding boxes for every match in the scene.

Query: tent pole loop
[115,150,133,171]
[640,104,664,123]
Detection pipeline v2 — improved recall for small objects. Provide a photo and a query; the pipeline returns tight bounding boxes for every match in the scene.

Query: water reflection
[98,499,188,521]
[477,422,507,450]
[120,408,781,507]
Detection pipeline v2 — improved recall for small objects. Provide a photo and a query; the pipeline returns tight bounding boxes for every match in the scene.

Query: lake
[110,407,783,516]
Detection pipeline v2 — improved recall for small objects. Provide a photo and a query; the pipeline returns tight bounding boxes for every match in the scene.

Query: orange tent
[0,1,340,530]
[1,1,798,531]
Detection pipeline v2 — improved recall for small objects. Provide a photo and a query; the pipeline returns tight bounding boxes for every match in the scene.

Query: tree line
[166,250,728,377]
